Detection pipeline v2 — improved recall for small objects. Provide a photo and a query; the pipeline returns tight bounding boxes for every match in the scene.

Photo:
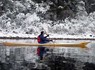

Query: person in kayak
[37,31,52,60]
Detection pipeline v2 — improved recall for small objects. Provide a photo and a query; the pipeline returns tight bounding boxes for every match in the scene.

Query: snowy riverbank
[0,32,95,39]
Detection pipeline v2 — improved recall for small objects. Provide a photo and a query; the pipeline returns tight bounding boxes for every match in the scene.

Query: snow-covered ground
[0,32,95,39]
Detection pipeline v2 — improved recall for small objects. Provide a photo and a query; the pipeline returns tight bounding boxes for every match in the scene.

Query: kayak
[1,42,89,48]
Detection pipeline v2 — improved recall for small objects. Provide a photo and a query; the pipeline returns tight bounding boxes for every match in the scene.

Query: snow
[24,13,40,24]
[0,1,95,36]
[35,3,50,13]
[16,13,25,19]
[0,32,95,39]
[15,1,25,9]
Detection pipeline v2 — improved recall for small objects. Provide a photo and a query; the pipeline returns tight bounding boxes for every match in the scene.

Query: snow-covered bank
[0,32,95,39]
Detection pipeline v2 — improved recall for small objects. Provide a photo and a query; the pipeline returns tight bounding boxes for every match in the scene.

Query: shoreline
[0,37,95,40]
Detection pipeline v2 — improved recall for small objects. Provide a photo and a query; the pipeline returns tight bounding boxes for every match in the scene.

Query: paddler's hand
[47,34,49,37]
[45,34,49,38]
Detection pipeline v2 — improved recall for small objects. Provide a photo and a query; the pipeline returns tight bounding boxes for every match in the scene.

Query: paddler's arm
[45,34,49,38]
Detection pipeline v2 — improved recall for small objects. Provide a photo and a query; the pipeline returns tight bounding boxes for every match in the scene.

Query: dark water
[0,39,95,70]
[0,53,95,70]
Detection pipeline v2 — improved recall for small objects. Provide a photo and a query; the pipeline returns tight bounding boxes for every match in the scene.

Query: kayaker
[37,31,52,60]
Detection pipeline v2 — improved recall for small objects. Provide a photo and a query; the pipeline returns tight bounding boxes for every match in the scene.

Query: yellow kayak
[2,42,89,48]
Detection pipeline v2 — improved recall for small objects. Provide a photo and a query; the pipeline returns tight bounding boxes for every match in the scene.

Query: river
[0,39,95,70]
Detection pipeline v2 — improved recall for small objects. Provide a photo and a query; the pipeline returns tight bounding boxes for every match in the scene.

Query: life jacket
[37,36,41,43]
